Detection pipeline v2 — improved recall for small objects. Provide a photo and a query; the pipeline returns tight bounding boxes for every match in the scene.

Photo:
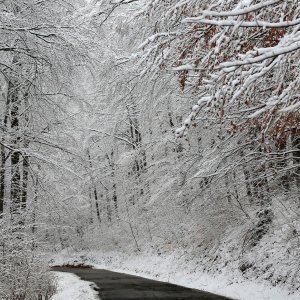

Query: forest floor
[50,250,300,300]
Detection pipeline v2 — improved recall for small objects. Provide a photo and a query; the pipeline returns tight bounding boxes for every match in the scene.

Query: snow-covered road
[52,267,232,299]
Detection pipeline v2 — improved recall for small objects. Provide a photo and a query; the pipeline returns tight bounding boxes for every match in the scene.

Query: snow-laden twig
[183,18,300,28]
[200,0,283,17]
[219,41,300,69]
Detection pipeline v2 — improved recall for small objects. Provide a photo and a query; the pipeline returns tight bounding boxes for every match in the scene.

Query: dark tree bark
[0,79,13,215]
[8,78,22,215]
[21,156,29,210]
[105,151,118,219]
[87,149,101,223]
[21,89,30,210]
[0,144,5,215]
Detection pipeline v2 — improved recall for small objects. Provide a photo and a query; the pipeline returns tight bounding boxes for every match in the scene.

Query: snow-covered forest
[0,0,299,299]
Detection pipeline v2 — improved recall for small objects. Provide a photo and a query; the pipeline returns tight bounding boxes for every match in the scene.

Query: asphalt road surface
[52,267,233,300]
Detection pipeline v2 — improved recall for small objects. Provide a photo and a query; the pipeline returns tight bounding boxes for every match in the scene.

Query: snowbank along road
[52,266,233,300]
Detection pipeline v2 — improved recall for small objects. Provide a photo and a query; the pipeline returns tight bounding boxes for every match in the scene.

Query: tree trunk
[0,143,5,215]
[31,176,39,234]
[224,173,232,203]
[9,78,22,216]
[0,78,13,215]
[87,149,101,223]
[105,151,119,219]
[21,89,30,210]
[106,193,112,223]
[21,156,29,210]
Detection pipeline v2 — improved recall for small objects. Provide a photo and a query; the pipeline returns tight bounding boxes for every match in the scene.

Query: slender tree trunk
[21,89,30,210]
[87,149,101,223]
[9,78,22,216]
[112,184,118,217]
[0,80,12,216]
[110,153,118,218]
[106,193,112,223]
[31,177,38,234]
[105,151,119,219]
[124,197,140,252]
[87,187,94,224]
[224,173,232,203]
[94,188,101,223]
[21,156,29,210]
[0,144,5,215]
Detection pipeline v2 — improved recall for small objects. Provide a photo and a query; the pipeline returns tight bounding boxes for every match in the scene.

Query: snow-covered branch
[200,0,283,17]
[183,18,300,28]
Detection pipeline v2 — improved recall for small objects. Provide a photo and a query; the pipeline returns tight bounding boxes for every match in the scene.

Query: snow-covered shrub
[0,223,56,300]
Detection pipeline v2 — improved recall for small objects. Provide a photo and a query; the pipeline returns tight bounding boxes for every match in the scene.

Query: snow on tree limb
[182,18,300,28]
[136,0,300,142]
[199,0,283,17]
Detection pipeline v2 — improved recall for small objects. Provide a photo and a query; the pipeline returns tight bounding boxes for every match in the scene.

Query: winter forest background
[0,0,299,299]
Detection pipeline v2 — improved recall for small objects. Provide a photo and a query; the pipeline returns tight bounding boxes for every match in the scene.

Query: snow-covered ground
[51,271,98,300]
[51,250,300,300]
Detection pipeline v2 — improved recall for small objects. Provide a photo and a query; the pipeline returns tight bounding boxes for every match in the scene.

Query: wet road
[52,267,232,300]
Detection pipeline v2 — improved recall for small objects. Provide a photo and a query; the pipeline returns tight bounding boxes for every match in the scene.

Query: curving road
[52,267,233,300]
